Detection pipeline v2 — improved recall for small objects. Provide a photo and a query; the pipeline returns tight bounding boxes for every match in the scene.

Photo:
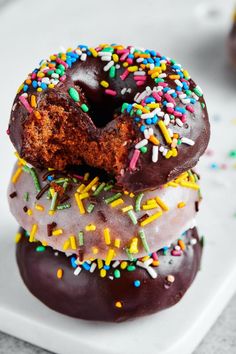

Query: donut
[9,161,201,260]
[16,227,203,322]
[229,12,236,66]
[8,43,210,192]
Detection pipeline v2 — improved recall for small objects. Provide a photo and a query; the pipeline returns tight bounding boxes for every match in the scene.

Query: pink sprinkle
[164,93,176,106]
[116,49,129,54]
[152,92,162,102]
[181,114,187,123]
[105,89,117,96]
[158,82,168,87]
[120,52,129,61]
[136,81,145,86]
[134,76,146,81]
[31,73,37,79]
[59,75,66,82]
[171,250,182,257]
[120,69,129,81]
[166,107,174,114]
[56,58,68,68]
[173,111,182,118]
[6,128,10,135]
[186,105,194,113]
[129,149,140,170]
[126,58,133,64]
[19,95,33,113]
[152,252,158,261]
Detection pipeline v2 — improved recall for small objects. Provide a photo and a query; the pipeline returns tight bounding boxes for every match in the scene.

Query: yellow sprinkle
[30,95,37,108]
[84,172,90,181]
[77,183,85,193]
[165,150,173,159]
[124,191,129,195]
[171,148,178,157]
[157,120,172,144]
[120,261,128,270]
[98,259,103,269]
[128,65,138,72]
[110,198,124,208]
[27,209,33,216]
[148,67,161,74]
[52,229,63,236]
[85,224,96,231]
[14,152,27,165]
[129,237,139,254]
[37,72,45,78]
[155,197,169,211]
[179,181,200,190]
[105,248,115,266]
[183,70,190,79]
[48,84,55,89]
[129,192,135,198]
[122,205,133,213]
[114,238,121,248]
[35,204,44,211]
[133,104,149,113]
[83,176,99,193]
[147,199,156,205]
[142,203,158,210]
[57,268,63,279]
[161,62,166,70]
[141,255,150,262]
[100,80,109,88]
[15,232,22,244]
[169,74,180,79]
[104,228,111,245]
[75,193,85,214]
[70,235,77,250]
[140,210,163,227]
[48,210,55,216]
[49,188,55,197]
[100,269,106,278]
[112,54,119,62]
[123,62,129,67]
[92,247,99,255]
[149,135,160,145]
[151,72,160,79]
[178,239,186,250]
[167,181,178,187]
[147,103,160,109]
[178,202,186,208]
[29,224,38,242]
[63,240,70,251]
[115,301,123,308]
[17,83,24,93]
[89,47,98,57]
[175,172,189,182]
[11,167,22,184]
[41,240,48,246]
[79,192,89,200]
[37,87,42,92]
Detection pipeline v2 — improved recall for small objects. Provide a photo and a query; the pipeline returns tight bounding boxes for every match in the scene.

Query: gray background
[0,0,235,353]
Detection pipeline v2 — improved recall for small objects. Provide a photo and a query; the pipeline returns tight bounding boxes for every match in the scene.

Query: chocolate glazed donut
[16,227,203,322]
[9,44,210,192]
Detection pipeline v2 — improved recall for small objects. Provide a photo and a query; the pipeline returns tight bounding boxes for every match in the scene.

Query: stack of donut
[8,43,210,322]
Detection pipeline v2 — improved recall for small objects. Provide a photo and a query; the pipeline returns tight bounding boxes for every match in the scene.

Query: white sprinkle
[12,103,17,111]
[190,238,197,245]
[162,148,168,156]
[141,112,155,119]
[145,86,152,93]
[112,260,120,268]
[159,73,167,78]
[166,102,174,108]
[127,88,132,93]
[167,89,175,95]
[90,262,97,273]
[103,60,114,72]
[144,129,150,139]
[74,266,82,276]
[121,88,127,95]
[109,276,114,280]
[181,137,195,146]
[157,110,164,118]
[152,145,159,163]
[101,55,112,61]
[168,128,174,137]
[42,77,50,84]
[176,118,183,127]
[135,139,148,149]
[136,58,144,63]
[75,49,82,55]
[134,71,145,76]
[134,92,140,102]
[192,93,199,101]
[21,93,28,97]
[80,53,87,61]
[164,114,170,126]
[149,63,155,70]
[159,146,164,153]
[146,266,157,279]
[181,98,191,104]
[51,73,59,79]
[195,85,203,94]
[175,245,181,251]
[98,51,112,57]
[175,79,183,87]
[179,93,187,99]
[115,64,120,69]
[51,79,59,85]
[148,128,154,136]
[144,258,154,267]
[136,261,148,269]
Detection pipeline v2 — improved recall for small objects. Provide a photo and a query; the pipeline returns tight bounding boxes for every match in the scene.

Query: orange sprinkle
[178,239,186,250]
[57,268,63,279]
[115,301,123,308]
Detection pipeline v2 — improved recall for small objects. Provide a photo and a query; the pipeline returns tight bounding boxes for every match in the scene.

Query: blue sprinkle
[152,116,158,124]
[70,257,77,268]
[32,80,38,88]
[41,83,47,90]
[23,84,29,92]
[104,265,110,270]
[140,125,146,132]
[145,97,155,103]
[47,175,54,181]
[146,118,152,125]
[210,162,218,169]
[127,104,133,113]
[82,262,91,271]
[143,59,148,64]
[134,280,141,288]
[175,107,186,114]
[134,117,140,122]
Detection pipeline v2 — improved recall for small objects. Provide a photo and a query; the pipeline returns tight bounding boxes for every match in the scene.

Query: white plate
[1,0,236,353]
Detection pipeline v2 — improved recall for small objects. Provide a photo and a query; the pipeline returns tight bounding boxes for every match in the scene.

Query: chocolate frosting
[16,227,202,322]
[9,44,210,192]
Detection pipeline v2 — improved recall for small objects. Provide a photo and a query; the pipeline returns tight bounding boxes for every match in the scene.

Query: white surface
[0,0,236,354]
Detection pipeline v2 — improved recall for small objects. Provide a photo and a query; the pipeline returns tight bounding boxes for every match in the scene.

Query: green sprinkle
[201,102,205,109]
[140,146,148,153]
[56,202,71,210]
[139,230,150,253]
[29,168,41,193]
[229,150,236,158]
[87,203,95,213]
[69,87,80,102]
[127,210,138,225]
[46,190,51,200]
[105,192,122,204]
[102,47,114,53]
[127,265,136,272]
[135,193,144,212]
[22,165,31,173]
[114,269,120,279]
[93,182,106,196]
[177,139,182,145]
[121,102,129,113]
[54,178,69,184]
[47,70,54,76]
[36,245,45,252]
[154,78,164,83]
[50,192,58,211]
[104,184,113,192]
[136,109,142,116]
[81,103,89,112]
[125,248,134,261]
[78,231,84,246]
[23,192,29,202]
[193,87,203,97]
[109,66,116,78]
